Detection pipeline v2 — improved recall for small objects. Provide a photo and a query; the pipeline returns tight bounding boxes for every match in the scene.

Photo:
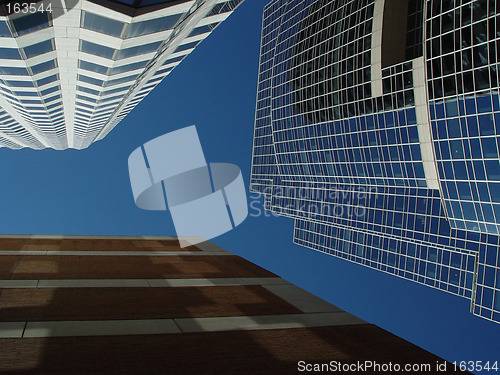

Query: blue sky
[0,1,499,372]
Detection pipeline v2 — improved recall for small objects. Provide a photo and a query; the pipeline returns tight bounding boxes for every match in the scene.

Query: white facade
[0,0,242,150]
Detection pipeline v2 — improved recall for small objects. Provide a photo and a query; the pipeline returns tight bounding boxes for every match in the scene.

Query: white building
[0,0,243,150]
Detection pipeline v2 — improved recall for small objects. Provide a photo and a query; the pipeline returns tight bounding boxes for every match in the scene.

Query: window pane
[30,60,56,75]
[37,74,58,86]
[12,12,50,36]
[175,41,199,53]
[0,47,21,59]
[104,74,139,87]
[0,66,28,75]
[115,41,161,59]
[5,80,34,87]
[124,14,182,38]
[102,86,129,95]
[79,60,108,75]
[77,85,99,95]
[23,40,54,58]
[78,74,104,87]
[82,12,124,37]
[109,60,147,75]
[80,40,115,59]
[40,85,59,96]
[189,24,216,37]
[0,20,11,37]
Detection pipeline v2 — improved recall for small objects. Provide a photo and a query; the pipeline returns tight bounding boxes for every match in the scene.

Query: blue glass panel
[477,95,492,113]
[481,137,499,158]
[109,60,148,75]
[450,140,464,158]
[175,41,199,53]
[37,74,58,86]
[453,161,468,180]
[467,116,479,136]
[80,41,115,59]
[461,201,477,220]
[447,118,461,138]
[486,161,500,181]
[83,12,124,37]
[469,138,482,158]
[0,20,11,37]
[479,114,495,135]
[79,60,108,74]
[104,74,139,87]
[0,47,21,59]
[124,14,182,38]
[445,99,459,116]
[115,41,161,60]
[30,60,56,75]
[23,40,53,58]
[77,74,104,87]
[5,80,33,87]
[0,66,28,75]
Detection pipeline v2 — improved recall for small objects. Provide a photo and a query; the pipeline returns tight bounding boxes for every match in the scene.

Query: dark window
[12,12,50,36]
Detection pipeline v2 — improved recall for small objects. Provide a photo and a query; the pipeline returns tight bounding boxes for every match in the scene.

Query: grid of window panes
[0,14,66,149]
[431,94,500,234]
[405,0,425,60]
[294,219,476,297]
[425,0,500,235]
[251,0,500,324]
[250,0,286,201]
[0,0,243,150]
[425,0,498,100]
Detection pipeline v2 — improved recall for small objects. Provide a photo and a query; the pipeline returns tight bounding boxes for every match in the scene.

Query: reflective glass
[124,14,182,38]
[77,74,104,87]
[115,42,162,60]
[79,60,108,75]
[82,12,124,37]
[40,85,59,96]
[0,47,21,59]
[23,40,54,58]
[80,41,115,59]
[104,74,139,87]
[109,61,147,75]
[0,66,28,75]
[5,80,34,87]
[485,160,500,180]
[30,60,56,75]
[102,86,130,95]
[77,85,99,95]
[189,24,214,37]
[175,41,199,53]
[481,137,499,158]
[12,12,50,36]
[36,74,58,86]
[0,20,11,37]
